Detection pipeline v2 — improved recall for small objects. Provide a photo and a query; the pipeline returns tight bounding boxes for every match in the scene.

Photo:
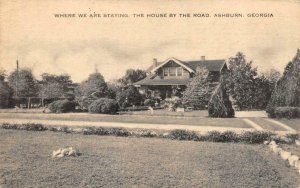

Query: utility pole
[94,63,98,73]
[15,60,19,98]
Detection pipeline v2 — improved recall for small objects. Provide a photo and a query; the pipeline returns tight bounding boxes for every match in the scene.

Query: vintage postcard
[0,0,300,187]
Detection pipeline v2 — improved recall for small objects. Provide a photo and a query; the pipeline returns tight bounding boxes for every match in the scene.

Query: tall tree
[182,67,215,109]
[75,72,109,109]
[0,69,12,108]
[224,52,259,110]
[8,68,39,108]
[208,83,235,118]
[254,69,281,109]
[263,69,281,87]
[118,69,147,87]
[113,69,146,107]
[0,68,6,81]
[267,49,300,116]
[39,73,73,104]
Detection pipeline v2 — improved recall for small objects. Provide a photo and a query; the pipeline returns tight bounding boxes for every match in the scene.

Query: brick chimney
[153,58,158,67]
[201,56,205,61]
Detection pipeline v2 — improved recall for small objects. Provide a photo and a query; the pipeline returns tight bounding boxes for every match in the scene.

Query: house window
[163,68,169,76]
[163,67,184,77]
[169,67,176,76]
[177,67,183,76]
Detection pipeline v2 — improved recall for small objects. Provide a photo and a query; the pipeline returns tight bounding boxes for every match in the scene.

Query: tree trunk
[27,97,31,109]
[41,97,44,108]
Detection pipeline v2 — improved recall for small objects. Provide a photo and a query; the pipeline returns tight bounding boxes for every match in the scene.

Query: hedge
[48,100,77,113]
[274,107,300,119]
[88,98,119,114]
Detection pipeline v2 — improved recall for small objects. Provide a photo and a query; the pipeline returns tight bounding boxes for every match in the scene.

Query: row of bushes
[48,98,119,114]
[267,106,300,119]
[2,123,298,144]
[167,130,276,144]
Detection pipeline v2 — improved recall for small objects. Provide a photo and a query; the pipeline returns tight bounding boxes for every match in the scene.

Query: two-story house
[134,56,227,99]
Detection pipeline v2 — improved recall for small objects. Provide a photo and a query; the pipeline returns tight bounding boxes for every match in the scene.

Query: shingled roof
[135,57,226,86]
[134,75,190,86]
[146,58,226,73]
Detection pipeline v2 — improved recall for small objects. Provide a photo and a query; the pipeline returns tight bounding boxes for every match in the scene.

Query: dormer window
[163,67,183,77]
[169,67,176,76]
[177,67,183,76]
[163,68,169,76]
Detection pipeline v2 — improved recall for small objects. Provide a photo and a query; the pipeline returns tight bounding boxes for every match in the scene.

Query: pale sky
[1,0,300,82]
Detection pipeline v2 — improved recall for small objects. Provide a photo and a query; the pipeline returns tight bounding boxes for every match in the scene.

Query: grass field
[278,119,300,131]
[0,112,252,128]
[0,129,299,187]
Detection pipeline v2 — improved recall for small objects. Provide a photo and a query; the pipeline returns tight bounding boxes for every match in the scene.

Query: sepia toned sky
[0,0,300,82]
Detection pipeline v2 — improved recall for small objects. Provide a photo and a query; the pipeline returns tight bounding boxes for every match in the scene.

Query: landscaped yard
[0,129,299,187]
[0,112,252,128]
[278,119,300,131]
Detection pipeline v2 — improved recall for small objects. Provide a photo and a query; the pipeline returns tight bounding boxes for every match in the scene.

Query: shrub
[108,128,130,136]
[206,131,238,142]
[168,129,199,140]
[88,98,119,114]
[1,123,47,131]
[164,97,182,111]
[83,127,109,135]
[266,104,276,118]
[48,100,77,113]
[1,123,17,129]
[239,131,274,144]
[208,84,235,118]
[82,127,130,136]
[144,99,156,107]
[273,107,300,119]
[48,126,72,133]
[285,133,299,141]
[116,86,143,108]
[139,130,158,137]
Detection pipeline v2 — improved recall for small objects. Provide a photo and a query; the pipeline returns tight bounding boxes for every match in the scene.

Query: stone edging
[266,140,300,175]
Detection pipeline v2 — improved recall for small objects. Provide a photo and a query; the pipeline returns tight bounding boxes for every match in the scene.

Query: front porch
[137,85,186,99]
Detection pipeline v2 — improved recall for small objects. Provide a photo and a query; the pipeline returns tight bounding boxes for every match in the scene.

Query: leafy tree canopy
[76,72,108,98]
[182,66,215,109]
[116,85,143,107]
[75,72,110,109]
[267,49,300,116]
[8,68,39,98]
[0,68,6,81]
[118,69,146,87]
[40,73,72,85]
[224,52,260,109]
[39,73,73,99]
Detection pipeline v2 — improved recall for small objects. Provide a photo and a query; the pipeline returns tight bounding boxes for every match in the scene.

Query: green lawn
[0,129,299,187]
[0,112,252,128]
[248,118,287,131]
[278,119,300,131]
[122,109,209,117]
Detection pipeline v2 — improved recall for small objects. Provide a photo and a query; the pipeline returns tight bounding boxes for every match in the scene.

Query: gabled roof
[151,57,195,73]
[183,60,226,72]
[134,74,190,86]
[146,58,226,73]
